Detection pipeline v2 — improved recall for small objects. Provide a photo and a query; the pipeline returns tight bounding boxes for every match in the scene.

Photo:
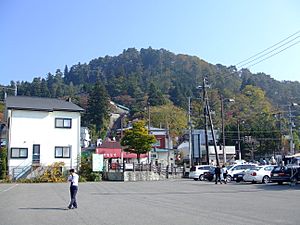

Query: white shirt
[68,173,79,186]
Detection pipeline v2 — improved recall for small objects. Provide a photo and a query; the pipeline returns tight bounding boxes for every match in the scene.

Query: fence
[108,162,184,176]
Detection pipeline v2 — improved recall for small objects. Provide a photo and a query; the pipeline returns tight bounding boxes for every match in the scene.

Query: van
[189,165,215,181]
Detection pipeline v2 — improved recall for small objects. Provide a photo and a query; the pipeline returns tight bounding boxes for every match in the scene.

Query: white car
[189,165,215,181]
[226,164,257,183]
[243,165,276,184]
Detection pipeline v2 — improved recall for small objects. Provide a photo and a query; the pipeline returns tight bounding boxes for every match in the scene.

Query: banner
[92,154,104,172]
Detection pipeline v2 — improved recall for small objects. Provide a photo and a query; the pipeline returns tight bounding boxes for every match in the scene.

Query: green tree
[40,78,51,97]
[85,82,110,135]
[148,83,166,106]
[121,120,156,163]
[150,104,188,138]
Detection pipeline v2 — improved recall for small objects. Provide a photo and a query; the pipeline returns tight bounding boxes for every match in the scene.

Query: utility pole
[188,97,193,167]
[201,77,219,166]
[237,120,241,160]
[166,123,170,179]
[147,102,151,163]
[202,78,210,165]
[221,96,226,164]
[205,96,220,167]
[288,105,294,155]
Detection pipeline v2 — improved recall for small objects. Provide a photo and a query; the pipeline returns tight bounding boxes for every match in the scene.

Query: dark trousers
[215,174,221,184]
[69,186,78,208]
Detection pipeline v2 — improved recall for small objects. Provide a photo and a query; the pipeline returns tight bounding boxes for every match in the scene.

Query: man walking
[215,165,222,184]
[68,169,79,209]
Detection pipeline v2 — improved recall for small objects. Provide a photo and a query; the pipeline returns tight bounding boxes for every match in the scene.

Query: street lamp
[220,96,234,164]
[237,120,241,160]
[288,103,298,155]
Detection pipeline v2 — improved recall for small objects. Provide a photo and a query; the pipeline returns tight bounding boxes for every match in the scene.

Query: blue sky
[0,0,299,85]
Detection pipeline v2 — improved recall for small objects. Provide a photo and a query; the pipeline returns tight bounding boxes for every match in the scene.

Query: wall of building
[7,109,81,173]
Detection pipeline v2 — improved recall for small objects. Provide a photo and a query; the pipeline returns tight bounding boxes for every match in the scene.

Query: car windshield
[226,165,233,170]
[254,166,263,171]
[272,166,285,172]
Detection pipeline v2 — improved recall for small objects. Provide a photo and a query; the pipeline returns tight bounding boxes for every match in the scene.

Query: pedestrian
[67,169,79,209]
[210,160,216,166]
[221,165,227,184]
[215,165,222,184]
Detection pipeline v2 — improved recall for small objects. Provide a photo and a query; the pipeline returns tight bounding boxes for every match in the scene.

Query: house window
[55,146,70,158]
[11,148,28,158]
[55,118,72,128]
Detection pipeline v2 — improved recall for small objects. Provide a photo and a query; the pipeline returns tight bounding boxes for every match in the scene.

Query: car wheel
[193,178,198,181]
[199,174,205,181]
[262,175,270,184]
[226,175,232,183]
[278,181,283,185]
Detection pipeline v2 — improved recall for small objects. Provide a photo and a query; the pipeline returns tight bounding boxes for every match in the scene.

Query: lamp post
[220,96,234,164]
[147,102,151,163]
[237,120,242,160]
[120,114,127,165]
[288,103,298,155]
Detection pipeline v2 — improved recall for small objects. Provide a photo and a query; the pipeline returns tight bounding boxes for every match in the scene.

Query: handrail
[11,163,32,181]
[9,159,31,175]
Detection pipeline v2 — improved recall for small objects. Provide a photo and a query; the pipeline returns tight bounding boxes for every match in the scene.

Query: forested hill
[7,47,300,111]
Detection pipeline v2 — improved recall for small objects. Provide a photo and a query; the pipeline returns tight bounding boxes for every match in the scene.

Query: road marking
[0,184,18,194]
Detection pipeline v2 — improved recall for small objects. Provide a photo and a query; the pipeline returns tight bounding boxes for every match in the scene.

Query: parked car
[226,164,257,183]
[270,165,300,184]
[189,165,215,181]
[233,171,247,183]
[203,167,215,181]
[243,165,276,184]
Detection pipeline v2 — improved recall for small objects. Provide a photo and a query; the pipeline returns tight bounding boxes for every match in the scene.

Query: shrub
[36,162,66,183]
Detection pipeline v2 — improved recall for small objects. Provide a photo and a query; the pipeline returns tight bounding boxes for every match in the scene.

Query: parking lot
[0,179,300,225]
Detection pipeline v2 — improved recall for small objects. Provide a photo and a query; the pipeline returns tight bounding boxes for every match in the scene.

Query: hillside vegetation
[1,47,300,158]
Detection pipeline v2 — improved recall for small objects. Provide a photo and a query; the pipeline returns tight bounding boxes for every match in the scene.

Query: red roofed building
[96,140,147,160]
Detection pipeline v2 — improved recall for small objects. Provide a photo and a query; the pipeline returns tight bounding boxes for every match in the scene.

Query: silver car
[189,165,215,181]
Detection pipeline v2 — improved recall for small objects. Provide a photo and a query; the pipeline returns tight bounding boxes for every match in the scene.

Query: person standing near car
[67,169,79,209]
[221,165,227,184]
[215,165,222,184]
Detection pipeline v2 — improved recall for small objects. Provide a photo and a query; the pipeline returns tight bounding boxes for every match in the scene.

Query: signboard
[92,154,104,172]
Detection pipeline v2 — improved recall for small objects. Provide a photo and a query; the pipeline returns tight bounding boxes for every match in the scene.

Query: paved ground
[0,179,300,225]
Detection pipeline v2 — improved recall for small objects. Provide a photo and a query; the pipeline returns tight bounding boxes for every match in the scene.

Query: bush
[35,162,66,183]
[80,155,102,181]
[0,147,7,179]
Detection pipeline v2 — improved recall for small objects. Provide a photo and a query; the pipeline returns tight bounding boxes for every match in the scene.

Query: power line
[246,39,300,68]
[236,30,300,67]
[238,35,300,68]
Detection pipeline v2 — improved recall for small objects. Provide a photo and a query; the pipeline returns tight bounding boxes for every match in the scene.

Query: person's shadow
[19,207,68,211]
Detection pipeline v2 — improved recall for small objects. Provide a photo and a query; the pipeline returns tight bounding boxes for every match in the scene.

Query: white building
[80,127,91,148]
[149,127,174,167]
[5,96,84,180]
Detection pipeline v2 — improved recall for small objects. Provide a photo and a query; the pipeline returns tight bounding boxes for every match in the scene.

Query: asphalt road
[0,179,299,225]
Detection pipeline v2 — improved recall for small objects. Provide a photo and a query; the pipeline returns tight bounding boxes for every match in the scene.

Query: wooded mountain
[7,47,299,112]
[2,47,300,158]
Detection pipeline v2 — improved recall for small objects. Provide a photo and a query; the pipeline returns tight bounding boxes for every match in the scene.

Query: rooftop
[6,96,84,112]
